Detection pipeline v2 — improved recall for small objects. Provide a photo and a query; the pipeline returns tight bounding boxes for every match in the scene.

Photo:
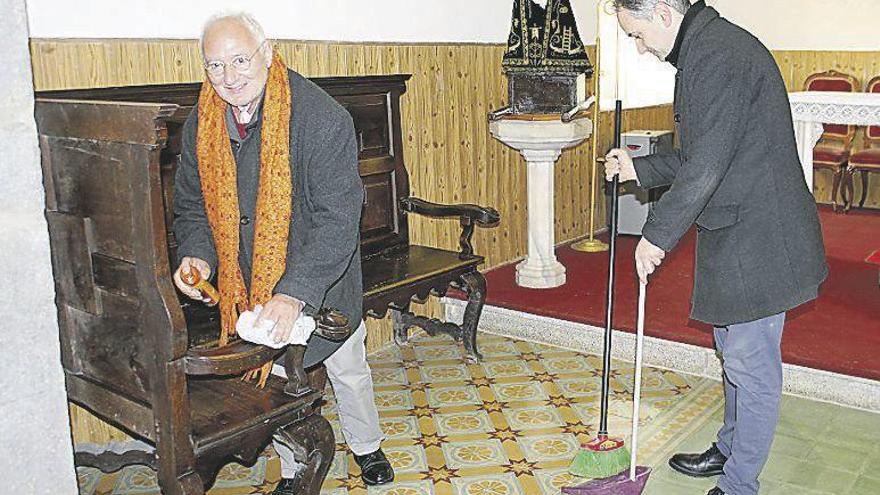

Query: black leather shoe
[354,448,394,486]
[668,443,727,477]
[707,488,725,495]
[271,476,302,495]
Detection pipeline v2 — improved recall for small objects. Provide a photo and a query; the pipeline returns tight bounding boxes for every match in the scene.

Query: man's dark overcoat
[174,70,364,366]
[634,4,827,326]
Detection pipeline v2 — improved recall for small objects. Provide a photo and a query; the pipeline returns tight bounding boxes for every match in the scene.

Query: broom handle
[630,280,647,481]
[598,100,623,435]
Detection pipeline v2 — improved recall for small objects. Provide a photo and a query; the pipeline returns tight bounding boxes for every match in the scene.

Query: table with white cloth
[789,91,880,192]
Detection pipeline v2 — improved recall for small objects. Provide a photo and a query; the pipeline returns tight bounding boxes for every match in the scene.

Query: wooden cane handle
[180,267,220,305]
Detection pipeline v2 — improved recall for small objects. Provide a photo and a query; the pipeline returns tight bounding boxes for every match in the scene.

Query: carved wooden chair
[36,98,343,495]
[804,70,860,210]
[844,75,880,210]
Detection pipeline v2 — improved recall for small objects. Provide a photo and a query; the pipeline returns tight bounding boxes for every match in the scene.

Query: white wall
[24,0,600,42]
[24,0,880,51]
[0,0,79,493]
[24,0,519,42]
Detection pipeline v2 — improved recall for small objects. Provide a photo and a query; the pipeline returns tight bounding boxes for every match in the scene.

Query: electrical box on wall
[613,130,674,236]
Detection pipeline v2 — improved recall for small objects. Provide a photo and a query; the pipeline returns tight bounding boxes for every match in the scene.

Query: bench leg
[390,271,486,363]
[392,304,412,346]
[459,271,486,363]
[272,414,335,495]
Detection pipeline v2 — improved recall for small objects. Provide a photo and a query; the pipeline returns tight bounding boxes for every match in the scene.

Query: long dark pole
[598,100,623,436]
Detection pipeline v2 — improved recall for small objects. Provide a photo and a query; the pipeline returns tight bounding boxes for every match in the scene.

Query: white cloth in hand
[235,305,317,348]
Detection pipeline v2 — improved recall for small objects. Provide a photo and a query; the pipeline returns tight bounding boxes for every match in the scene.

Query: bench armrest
[399,197,501,258]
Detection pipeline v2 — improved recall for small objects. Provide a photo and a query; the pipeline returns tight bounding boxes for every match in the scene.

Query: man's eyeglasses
[204,41,267,77]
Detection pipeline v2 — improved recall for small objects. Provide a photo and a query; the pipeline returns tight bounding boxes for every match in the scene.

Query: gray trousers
[714,312,785,495]
[273,321,384,478]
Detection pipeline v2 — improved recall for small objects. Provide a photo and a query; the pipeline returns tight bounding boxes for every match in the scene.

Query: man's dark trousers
[714,312,785,495]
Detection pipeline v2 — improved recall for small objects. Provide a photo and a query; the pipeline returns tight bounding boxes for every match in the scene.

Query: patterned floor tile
[542,355,595,375]
[482,360,534,378]
[414,344,466,362]
[327,451,349,479]
[516,433,580,463]
[555,377,601,398]
[370,345,404,364]
[477,340,521,358]
[381,416,422,440]
[367,479,435,495]
[442,439,509,469]
[385,445,429,474]
[112,466,160,494]
[375,389,415,411]
[532,468,583,495]
[450,472,524,495]
[503,405,565,431]
[373,366,409,386]
[490,381,550,403]
[419,363,472,383]
[213,456,267,487]
[425,385,481,408]
[81,332,875,495]
[434,410,496,436]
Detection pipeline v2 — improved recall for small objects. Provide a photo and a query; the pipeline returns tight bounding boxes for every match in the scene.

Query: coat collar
[666,1,717,69]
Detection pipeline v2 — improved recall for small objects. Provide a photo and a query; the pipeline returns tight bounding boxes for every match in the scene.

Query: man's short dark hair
[613,0,691,19]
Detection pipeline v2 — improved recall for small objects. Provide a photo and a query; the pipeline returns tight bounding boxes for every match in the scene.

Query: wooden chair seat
[188,376,322,450]
[363,246,481,301]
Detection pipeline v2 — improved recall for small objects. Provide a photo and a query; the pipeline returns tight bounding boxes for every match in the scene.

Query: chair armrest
[399,197,501,258]
[184,308,351,377]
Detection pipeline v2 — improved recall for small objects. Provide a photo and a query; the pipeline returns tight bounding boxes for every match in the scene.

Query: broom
[563,281,652,494]
[568,100,632,479]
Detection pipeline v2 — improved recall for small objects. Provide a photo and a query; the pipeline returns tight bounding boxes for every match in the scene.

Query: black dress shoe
[354,448,395,486]
[668,442,727,477]
[707,488,725,495]
[271,476,302,495]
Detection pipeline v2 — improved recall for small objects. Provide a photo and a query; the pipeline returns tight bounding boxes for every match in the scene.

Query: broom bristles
[568,445,631,479]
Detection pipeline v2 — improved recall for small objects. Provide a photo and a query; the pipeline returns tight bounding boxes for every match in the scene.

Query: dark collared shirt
[665,0,706,68]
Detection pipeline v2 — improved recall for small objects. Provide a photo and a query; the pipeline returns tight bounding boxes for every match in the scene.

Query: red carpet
[477,206,880,381]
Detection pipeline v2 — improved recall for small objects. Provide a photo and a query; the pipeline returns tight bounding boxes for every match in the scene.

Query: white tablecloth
[789,91,880,192]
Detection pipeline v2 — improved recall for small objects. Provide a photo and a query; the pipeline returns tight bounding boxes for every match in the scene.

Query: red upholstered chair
[804,70,860,211]
[844,75,880,211]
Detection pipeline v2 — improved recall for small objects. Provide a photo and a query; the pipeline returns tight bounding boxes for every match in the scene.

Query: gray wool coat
[173,70,364,367]
[634,5,828,326]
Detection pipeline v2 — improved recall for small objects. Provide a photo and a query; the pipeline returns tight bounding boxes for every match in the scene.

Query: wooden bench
[36,74,498,494]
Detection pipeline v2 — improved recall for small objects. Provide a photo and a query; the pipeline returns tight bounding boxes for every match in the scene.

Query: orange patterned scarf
[196,52,292,351]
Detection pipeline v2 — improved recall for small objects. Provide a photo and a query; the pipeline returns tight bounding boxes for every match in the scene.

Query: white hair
[200,11,267,54]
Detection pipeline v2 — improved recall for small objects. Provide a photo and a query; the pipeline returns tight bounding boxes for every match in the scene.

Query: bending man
[605,2,827,494]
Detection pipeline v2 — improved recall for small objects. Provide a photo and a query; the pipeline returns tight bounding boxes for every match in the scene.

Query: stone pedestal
[489,118,591,288]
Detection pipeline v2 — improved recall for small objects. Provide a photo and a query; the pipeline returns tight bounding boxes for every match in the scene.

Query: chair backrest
[865,75,880,147]
[35,99,186,418]
[803,70,859,140]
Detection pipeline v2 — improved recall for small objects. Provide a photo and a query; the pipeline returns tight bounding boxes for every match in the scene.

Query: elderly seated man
[172,11,394,493]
